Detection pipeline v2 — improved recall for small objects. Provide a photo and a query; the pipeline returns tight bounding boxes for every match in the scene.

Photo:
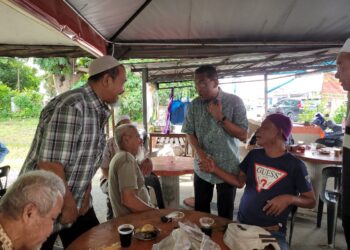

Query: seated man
[200,113,316,249]
[108,124,157,217]
[100,115,164,220]
[0,170,65,250]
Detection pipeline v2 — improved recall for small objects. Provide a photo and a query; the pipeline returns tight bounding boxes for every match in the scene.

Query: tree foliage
[34,57,91,94]
[0,58,41,90]
[118,71,143,121]
[157,81,197,105]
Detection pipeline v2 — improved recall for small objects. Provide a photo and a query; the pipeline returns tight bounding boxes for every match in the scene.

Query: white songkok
[340,38,350,53]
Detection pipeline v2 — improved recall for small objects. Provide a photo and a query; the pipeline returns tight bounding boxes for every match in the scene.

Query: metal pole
[142,68,149,150]
[264,73,268,115]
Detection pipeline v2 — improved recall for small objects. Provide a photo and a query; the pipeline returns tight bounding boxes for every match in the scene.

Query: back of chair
[288,205,298,246]
[0,165,10,197]
[319,166,342,203]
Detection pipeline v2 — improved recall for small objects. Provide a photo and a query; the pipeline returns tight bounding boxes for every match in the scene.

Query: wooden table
[292,148,342,207]
[149,132,189,155]
[67,209,232,250]
[151,156,194,208]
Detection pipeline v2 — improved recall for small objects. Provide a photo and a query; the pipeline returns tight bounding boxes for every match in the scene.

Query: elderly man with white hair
[108,124,157,217]
[335,38,350,248]
[100,115,164,220]
[0,170,65,250]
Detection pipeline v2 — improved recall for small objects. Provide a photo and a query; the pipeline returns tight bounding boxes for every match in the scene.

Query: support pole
[264,73,268,115]
[142,68,149,150]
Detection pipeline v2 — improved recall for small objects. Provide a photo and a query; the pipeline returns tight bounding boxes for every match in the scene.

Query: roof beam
[110,0,153,41]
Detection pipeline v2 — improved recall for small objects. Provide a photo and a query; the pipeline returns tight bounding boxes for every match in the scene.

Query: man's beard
[135,145,145,162]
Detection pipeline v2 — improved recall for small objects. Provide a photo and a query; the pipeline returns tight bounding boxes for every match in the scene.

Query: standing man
[20,55,126,249]
[182,65,248,219]
[335,38,350,248]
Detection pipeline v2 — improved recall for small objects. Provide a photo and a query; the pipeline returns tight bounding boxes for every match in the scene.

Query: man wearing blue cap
[335,38,350,248]
[200,113,316,249]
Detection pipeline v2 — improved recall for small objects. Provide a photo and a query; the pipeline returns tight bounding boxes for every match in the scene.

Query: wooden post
[142,68,149,150]
[264,73,268,115]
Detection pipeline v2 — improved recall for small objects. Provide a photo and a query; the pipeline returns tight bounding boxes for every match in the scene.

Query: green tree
[332,103,347,124]
[157,81,197,106]
[0,83,13,117]
[0,58,41,90]
[118,71,143,121]
[34,57,91,94]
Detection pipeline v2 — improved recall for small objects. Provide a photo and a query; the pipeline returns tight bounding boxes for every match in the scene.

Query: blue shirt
[238,148,313,233]
[182,88,248,184]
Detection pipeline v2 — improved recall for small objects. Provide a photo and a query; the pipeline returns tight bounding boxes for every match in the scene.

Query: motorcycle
[312,113,343,147]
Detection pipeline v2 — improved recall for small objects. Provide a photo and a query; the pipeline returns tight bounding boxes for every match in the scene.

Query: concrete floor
[91,171,347,250]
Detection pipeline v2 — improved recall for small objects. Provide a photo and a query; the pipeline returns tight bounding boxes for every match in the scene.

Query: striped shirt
[182,88,248,184]
[20,84,111,231]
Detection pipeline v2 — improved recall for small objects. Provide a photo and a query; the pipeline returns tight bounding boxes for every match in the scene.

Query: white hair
[114,124,138,150]
[0,170,65,219]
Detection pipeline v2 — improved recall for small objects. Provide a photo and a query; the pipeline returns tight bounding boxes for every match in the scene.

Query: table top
[292,149,342,165]
[67,209,232,250]
[151,156,194,176]
[149,132,187,137]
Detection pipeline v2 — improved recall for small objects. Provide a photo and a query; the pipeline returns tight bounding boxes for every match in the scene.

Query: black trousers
[40,207,99,250]
[343,214,350,250]
[194,173,236,220]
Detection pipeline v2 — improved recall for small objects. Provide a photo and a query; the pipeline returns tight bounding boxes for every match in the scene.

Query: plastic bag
[152,221,220,250]
[223,223,280,250]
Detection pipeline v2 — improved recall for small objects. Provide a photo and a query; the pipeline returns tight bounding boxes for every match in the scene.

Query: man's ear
[101,74,111,87]
[22,203,38,223]
[213,79,219,88]
[121,134,129,147]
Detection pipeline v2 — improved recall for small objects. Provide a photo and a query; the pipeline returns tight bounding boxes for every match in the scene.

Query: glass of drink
[199,217,215,237]
[310,143,318,154]
[118,224,134,247]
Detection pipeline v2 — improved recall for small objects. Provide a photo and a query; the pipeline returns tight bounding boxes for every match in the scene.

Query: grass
[0,118,38,171]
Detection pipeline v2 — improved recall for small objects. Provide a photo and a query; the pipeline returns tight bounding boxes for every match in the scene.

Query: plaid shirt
[20,84,110,231]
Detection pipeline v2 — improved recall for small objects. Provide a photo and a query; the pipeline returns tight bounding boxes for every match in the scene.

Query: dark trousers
[145,172,165,209]
[41,207,99,250]
[194,173,236,220]
[343,214,350,250]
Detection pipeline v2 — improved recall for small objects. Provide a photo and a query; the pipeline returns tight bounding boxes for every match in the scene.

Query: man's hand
[208,100,224,122]
[263,195,293,216]
[60,191,79,224]
[139,158,153,176]
[78,183,91,216]
[199,157,217,173]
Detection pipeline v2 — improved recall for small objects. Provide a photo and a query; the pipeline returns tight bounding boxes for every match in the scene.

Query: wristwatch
[217,116,226,126]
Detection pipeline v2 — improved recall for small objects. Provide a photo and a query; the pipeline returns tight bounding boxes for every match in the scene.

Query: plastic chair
[316,166,342,247]
[0,165,10,197]
[288,206,298,246]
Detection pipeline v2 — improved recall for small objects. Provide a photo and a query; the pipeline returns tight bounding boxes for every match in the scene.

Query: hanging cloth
[163,87,174,134]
